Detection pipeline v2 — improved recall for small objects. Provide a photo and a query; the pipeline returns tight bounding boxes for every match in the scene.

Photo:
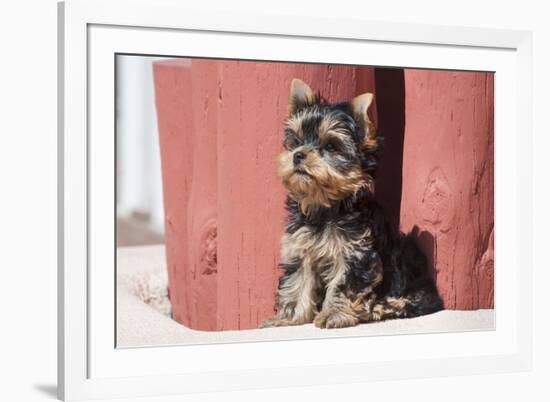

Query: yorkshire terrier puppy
[261,79,443,329]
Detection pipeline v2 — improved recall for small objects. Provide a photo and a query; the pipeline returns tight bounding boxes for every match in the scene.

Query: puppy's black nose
[293,151,306,166]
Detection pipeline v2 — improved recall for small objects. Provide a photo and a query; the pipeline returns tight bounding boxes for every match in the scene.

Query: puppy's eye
[284,138,298,150]
[284,132,302,150]
[283,136,302,151]
[324,143,336,152]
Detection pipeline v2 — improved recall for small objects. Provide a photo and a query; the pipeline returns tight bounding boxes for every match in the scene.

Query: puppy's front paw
[314,308,359,329]
[259,318,292,328]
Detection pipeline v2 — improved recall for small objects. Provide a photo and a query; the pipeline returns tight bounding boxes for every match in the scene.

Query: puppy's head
[277,78,378,213]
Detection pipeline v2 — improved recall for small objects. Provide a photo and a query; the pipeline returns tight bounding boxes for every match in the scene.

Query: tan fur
[284,114,304,139]
[261,81,396,330]
[275,256,318,325]
[285,110,356,145]
[351,92,378,152]
[267,96,382,327]
[314,303,359,328]
[314,251,360,328]
[386,296,408,309]
[277,149,370,215]
[317,115,355,145]
[356,296,411,322]
[261,221,383,329]
[280,112,374,214]
[287,79,319,116]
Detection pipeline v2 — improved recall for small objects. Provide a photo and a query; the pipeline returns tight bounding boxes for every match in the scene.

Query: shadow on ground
[34,384,57,399]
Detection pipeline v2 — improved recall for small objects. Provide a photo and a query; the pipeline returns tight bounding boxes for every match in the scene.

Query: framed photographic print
[58,0,533,400]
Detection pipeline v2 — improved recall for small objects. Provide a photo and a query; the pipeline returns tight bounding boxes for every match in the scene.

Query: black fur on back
[268,81,443,328]
[283,188,443,319]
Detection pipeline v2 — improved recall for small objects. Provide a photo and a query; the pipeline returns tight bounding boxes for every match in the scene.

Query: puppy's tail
[399,286,443,318]
[365,226,443,321]
[362,287,442,322]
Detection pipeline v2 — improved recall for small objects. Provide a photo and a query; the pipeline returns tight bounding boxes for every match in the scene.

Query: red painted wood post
[215,63,376,330]
[398,70,494,309]
[153,59,220,330]
[154,59,376,330]
[154,62,493,330]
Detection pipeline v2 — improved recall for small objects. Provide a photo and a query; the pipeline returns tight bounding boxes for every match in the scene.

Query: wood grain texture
[399,70,494,309]
[154,59,220,330]
[154,59,376,330]
[153,61,494,331]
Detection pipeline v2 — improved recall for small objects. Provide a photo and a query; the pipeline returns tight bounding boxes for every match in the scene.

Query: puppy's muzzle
[293,151,306,166]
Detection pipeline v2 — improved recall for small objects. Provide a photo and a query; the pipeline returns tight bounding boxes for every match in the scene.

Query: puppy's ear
[288,79,318,116]
[351,92,377,153]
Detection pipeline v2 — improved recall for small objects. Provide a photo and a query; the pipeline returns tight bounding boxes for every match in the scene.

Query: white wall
[116,55,165,234]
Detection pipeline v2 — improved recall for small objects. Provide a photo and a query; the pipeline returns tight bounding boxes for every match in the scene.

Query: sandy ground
[116,245,495,348]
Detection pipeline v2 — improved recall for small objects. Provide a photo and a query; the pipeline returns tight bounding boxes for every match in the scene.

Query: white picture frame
[58,0,533,400]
